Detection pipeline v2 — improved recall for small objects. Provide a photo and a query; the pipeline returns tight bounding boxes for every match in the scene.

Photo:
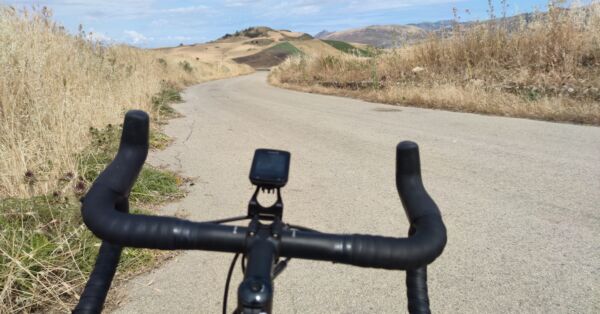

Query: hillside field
[158,27,369,69]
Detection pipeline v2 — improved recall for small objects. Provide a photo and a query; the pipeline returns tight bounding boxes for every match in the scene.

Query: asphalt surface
[114,72,600,313]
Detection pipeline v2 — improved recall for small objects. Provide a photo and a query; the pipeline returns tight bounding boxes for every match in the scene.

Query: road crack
[184,119,196,143]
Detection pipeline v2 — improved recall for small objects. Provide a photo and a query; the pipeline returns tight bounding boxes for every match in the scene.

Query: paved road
[115,72,600,313]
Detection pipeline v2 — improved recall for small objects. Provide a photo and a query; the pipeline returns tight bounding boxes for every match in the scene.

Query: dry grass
[270,1,600,125]
[2,119,190,312]
[0,118,188,313]
[0,5,251,313]
[0,6,252,198]
[0,196,165,313]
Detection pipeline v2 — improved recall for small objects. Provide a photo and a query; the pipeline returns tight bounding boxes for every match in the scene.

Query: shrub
[178,60,193,73]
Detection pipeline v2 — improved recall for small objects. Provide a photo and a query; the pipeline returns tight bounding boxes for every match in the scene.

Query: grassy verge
[271,2,600,125]
[152,85,183,121]
[78,122,185,205]
[0,6,251,312]
[0,87,186,313]
[0,6,252,198]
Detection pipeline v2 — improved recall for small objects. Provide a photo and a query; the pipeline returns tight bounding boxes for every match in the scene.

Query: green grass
[0,196,97,312]
[267,42,304,56]
[0,196,157,312]
[152,85,182,119]
[149,130,172,150]
[0,88,186,312]
[130,167,183,204]
[322,40,372,57]
[79,123,184,205]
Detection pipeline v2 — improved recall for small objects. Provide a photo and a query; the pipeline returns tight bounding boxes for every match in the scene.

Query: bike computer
[249,149,290,188]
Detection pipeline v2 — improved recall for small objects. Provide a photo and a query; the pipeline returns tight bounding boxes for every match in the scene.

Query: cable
[206,215,250,224]
[241,254,246,274]
[223,253,240,314]
[273,257,291,279]
[287,224,321,233]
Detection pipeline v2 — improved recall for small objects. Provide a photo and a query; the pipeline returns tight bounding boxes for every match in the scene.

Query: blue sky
[3,0,560,47]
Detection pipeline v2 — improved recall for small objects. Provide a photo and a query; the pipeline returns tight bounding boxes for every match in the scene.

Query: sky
[2,0,562,48]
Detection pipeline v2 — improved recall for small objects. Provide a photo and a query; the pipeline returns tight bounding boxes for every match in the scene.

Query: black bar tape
[406,266,431,314]
[72,242,122,314]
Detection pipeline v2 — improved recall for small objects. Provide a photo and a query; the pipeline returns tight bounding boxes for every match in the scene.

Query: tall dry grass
[271,1,600,124]
[0,5,252,312]
[0,6,252,198]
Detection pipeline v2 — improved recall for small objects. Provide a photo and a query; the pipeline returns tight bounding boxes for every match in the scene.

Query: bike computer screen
[249,149,290,188]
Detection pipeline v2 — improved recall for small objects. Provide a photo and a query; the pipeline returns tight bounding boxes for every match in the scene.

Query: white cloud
[88,31,111,42]
[167,35,192,41]
[162,5,209,14]
[224,0,258,7]
[225,0,463,18]
[257,0,463,19]
[293,4,321,15]
[150,19,168,27]
[124,30,150,44]
[261,0,324,18]
[345,0,464,12]
[7,0,157,20]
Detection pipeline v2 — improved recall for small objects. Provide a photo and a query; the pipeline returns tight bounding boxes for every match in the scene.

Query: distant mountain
[314,30,333,38]
[315,25,427,48]
[314,12,551,48]
[408,20,455,31]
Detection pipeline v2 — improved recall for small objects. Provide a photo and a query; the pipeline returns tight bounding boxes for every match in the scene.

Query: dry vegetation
[0,6,251,312]
[271,1,600,125]
[0,7,251,198]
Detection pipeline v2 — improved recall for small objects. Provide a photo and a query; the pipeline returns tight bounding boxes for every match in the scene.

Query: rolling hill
[158,26,368,69]
[314,9,578,48]
[315,25,427,48]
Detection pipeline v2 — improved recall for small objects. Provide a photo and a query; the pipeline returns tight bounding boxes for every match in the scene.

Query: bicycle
[73,110,447,314]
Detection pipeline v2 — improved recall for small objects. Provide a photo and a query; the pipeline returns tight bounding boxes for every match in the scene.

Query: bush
[178,60,194,73]
[152,86,183,118]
